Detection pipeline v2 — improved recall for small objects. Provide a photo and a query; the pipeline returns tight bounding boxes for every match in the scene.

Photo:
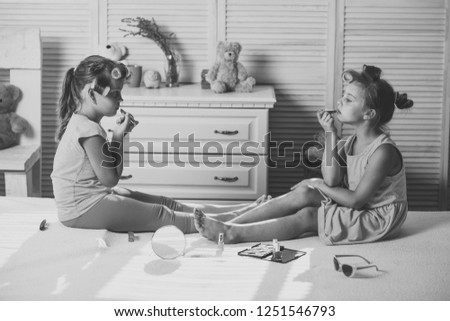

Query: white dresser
[101,84,276,201]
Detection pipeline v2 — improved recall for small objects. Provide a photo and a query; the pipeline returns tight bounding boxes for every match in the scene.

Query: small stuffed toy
[100,43,129,65]
[0,84,29,150]
[143,70,162,89]
[207,41,256,94]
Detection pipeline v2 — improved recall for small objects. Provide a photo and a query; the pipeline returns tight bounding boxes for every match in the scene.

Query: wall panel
[0,0,96,197]
[223,0,331,196]
[340,0,448,210]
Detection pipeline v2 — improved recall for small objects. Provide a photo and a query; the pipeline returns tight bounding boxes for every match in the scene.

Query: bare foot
[194,208,235,243]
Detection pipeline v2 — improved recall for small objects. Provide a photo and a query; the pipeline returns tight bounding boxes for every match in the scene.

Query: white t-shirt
[51,114,112,222]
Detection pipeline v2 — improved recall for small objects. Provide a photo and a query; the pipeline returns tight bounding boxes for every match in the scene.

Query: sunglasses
[333,255,379,278]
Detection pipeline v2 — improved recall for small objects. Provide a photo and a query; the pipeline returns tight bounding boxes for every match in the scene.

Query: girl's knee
[290,183,316,200]
[291,182,324,207]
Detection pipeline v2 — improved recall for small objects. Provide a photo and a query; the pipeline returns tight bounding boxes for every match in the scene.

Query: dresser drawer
[118,154,267,200]
[101,108,268,155]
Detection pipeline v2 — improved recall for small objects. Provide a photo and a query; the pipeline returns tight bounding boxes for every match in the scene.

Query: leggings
[62,187,196,233]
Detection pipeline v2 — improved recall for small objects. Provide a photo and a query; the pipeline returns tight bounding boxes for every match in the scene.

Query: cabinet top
[121,84,276,108]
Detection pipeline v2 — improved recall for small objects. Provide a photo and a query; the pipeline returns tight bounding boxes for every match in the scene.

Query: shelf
[121,84,276,109]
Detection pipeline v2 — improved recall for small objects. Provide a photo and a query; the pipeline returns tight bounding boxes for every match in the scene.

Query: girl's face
[335,82,368,124]
[96,79,124,117]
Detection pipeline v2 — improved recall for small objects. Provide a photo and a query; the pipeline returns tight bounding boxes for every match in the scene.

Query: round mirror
[151,225,186,260]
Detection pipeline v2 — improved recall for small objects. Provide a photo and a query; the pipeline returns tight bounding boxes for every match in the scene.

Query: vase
[164,53,179,87]
[127,64,142,87]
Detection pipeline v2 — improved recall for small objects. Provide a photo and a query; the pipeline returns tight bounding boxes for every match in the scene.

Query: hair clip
[363,64,381,81]
[102,86,111,96]
[111,67,122,80]
[394,92,413,109]
[90,78,110,96]
[342,71,353,83]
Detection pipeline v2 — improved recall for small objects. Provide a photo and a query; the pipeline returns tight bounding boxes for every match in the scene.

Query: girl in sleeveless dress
[195,64,414,245]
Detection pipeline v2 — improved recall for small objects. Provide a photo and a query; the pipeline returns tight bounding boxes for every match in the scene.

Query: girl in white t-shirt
[51,55,265,233]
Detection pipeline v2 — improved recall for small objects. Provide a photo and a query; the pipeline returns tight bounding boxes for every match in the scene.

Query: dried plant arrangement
[121,17,179,87]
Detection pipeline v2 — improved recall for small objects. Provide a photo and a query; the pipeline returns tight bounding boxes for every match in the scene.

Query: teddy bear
[100,42,129,65]
[206,41,256,94]
[0,84,29,150]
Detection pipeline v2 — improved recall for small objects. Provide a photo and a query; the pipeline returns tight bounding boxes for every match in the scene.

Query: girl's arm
[81,135,122,187]
[312,144,400,210]
[81,113,135,187]
[317,111,345,187]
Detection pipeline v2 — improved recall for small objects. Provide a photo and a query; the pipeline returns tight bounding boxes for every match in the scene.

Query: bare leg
[113,186,268,220]
[194,207,318,243]
[229,184,324,224]
[64,193,197,233]
[182,194,269,216]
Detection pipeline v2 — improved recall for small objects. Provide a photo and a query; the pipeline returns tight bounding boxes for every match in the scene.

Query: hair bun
[363,64,382,81]
[395,92,414,109]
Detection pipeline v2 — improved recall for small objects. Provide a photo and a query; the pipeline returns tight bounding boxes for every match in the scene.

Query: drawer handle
[120,174,133,180]
[214,130,239,135]
[214,176,239,183]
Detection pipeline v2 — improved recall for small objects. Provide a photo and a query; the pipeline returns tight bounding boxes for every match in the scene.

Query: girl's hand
[114,109,139,136]
[317,109,337,133]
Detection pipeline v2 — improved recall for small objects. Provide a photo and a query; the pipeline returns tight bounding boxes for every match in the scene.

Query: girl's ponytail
[55,68,79,142]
